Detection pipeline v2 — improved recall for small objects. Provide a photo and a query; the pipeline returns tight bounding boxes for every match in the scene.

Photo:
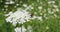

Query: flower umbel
[5,9,31,26]
[15,26,26,32]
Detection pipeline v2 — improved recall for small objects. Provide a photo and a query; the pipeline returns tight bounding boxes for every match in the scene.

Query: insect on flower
[30,13,34,17]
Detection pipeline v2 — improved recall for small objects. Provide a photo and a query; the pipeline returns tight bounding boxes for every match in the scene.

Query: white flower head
[15,26,26,32]
[53,5,58,8]
[55,8,59,12]
[5,9,31,26]
[5,11,13,16]
[31,16,37,19]
[25,5,34,10]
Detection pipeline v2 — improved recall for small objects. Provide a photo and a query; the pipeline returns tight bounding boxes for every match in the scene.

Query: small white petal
[12,21,17,26]
[15,27,21,32]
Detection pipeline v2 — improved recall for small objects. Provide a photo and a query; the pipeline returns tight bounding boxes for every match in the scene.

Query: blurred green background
[0,0,60,32]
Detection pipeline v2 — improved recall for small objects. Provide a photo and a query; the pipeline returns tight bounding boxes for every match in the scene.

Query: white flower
[27,26,32,32]
[37,16,42,21]
[5,9,31,26]
[53,5,58,8]
[15,26,26,32]
[6,16,12,23]
[31,16,37,19]
[5,11,13,16]
[9,1,15,4]
[12,21,17,26]
[48,1,55,4]
[23,4,27,7]
[18,19,26,24]
[31,16,43,21]
[38,6,42,10]
[5,0,15,4]
[5,2,10,4]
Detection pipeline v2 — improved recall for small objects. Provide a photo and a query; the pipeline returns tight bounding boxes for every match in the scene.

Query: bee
[30,13,34,17]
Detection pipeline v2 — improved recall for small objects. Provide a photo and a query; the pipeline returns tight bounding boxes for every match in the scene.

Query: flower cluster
[5,9,31,26]
[15,26,26,32]
[15,25,32,32]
